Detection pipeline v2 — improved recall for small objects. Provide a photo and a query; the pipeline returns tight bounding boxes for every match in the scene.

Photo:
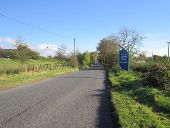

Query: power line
[0,11,71,39]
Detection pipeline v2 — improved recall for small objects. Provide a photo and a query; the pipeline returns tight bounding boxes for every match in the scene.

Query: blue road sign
[119,49,129,71]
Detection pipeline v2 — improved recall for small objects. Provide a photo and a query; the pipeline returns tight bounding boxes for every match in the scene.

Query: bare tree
[55,44,68,61]
[113,27,143,53]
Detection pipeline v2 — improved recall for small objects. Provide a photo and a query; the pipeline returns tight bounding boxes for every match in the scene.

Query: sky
[0,0,170,56]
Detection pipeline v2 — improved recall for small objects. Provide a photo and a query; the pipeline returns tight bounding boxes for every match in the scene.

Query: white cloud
[30,43,58,57]
[140,47,168,57]
[0,45,3,49]
[140,33,170,57]
[0,37,16,45]
[38,44,58,51]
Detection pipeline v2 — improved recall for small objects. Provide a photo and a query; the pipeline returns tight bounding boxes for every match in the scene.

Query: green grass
[0,58,66,65]
[109,71,170,128]
[0,67,78,88]
[0,58,78,88]
[0,58,71,74]
[133,87,170,114]
[111,92,170,128]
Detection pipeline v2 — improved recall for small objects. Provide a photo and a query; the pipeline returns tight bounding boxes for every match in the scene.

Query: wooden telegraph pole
[74,38,76,59]
[167,42,170,61]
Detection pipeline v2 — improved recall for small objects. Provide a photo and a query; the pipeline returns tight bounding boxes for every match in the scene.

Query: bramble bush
[131,63,149,73]
[143,64,170,90]
[131,62,170,90]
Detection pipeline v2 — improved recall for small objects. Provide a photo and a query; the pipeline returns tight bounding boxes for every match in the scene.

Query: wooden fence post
[33,64,35,72]
[39,64,42,71]
[52,64,54,70]
[25,65,27,72]
[36,65,38,72]
[3,65,6,75]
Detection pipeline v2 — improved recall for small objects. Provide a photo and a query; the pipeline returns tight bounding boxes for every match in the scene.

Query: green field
[0,58,77,89]
[109,71,170,128]
[0,58,71,74]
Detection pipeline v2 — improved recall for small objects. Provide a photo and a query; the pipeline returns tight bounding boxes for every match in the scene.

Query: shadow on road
[60,64,120,128]
[91,74,112,128]
[91,72,121,128]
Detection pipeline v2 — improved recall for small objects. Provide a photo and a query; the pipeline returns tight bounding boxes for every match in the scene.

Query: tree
[83,51,91,66]
[0,49,14,58]
[113,27,143,54]
[55,44,68,61]
[29,50,40,60]
[77,52,84,66]
[13,39,30,63]
[153,55,162,61]
[90,52,97,64]
[12,38,40,63]
[97,38,119,68]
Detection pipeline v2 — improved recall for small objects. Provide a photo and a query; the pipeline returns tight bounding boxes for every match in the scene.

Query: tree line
[0,39,40,62]
[0,38,97,68]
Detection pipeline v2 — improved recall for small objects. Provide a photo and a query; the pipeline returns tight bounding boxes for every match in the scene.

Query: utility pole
[73,38,77,67]
[167,42,170,61]
[74,38,76,58]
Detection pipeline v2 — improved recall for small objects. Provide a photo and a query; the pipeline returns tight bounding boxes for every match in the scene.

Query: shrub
[132,64,148,73]
[83,51,91,66]
[143,64,170,90]
[112,64,121,74]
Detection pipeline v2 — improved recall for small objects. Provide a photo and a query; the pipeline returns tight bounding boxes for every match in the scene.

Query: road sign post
[119,49,129,71]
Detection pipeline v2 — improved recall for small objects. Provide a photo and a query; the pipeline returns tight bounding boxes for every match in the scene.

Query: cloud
[38,44,58,51]
[0,45,3,49]
[30,43,58,57]
[140,33,170,57]
[140,47,168,57]
[0,37,16,45]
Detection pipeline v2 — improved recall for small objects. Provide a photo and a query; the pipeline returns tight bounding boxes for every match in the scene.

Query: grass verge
[109,71,170,128]
[0,67,78,89]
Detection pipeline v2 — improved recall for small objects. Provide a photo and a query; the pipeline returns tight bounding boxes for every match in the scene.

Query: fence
[0,63,72,75]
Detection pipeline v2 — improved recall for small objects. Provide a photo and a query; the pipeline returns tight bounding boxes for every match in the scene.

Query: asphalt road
[0,65,112,128]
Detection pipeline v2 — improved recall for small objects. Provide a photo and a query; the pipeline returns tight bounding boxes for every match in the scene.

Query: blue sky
[0,0,170,56]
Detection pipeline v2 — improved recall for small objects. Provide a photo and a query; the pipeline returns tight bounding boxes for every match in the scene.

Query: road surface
[0,65,112,128]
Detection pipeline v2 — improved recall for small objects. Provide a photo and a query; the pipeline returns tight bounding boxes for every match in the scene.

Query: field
[109,71,170,128]
[0,58,70,74]
[0,58,77,88]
